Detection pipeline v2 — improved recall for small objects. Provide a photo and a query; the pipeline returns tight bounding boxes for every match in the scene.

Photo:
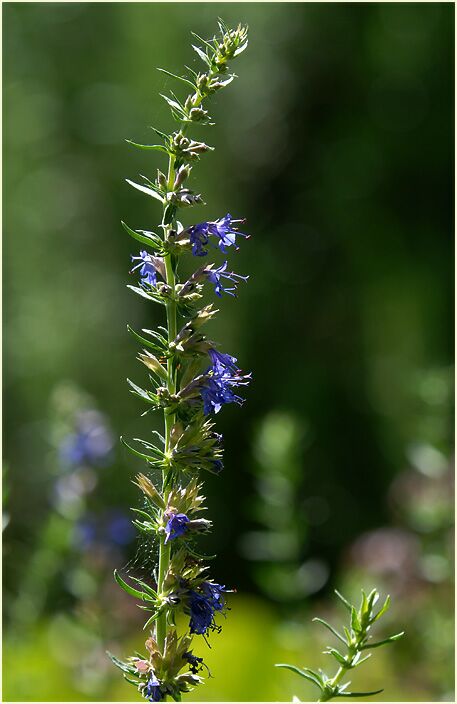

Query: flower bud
[134,474,165,508]
[138,352,167,379]
[174,165,191,188]
[168,189,204,208]
[188,107,208,122]
[157,170,168,189]
[191,304,219,329]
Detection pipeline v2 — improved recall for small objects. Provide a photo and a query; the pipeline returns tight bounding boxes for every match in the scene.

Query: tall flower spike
[110,21,250,702]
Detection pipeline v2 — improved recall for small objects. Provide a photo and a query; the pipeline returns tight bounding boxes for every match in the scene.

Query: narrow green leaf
[132,437,163,455]
[126,139,168,153]
[356,654,372,666]
[143,328,168,345]
[107,651,138,676]
[335,690,384,698]
[361,632,405,650]
[124,675,142,687]
[131,577,158,599]
[131,508,156,522]
[142,610,160,630]
[157,67,196,89]
[371,595,390,623]
[127,325,164,353]
[132,520,154,534]
[121,221,162,250]
[114,570,152,601]
[334,589,352,611]
[160,93,184,112]
[191,31,216,53]
[367,588,379,610]
[325,648,348,667]
[127,285,157,302]
[192,44,211,66]
[313,617,347,645]
[351,606,361,633]
[126,179,164,203]
[126,378,155,403]
[275,664,323,690]
[149,126,169,140]
[120,437,161,465]
[150,430,166,445]
[361,589,368,615]
[184,64,198,79]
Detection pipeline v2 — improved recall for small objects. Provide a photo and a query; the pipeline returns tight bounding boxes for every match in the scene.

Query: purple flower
[187,581,228,635]
[145,673,163,702]
[208,349,239,373]
[183,651,206,675]
[201,349,251,415]
[211,459,224,474]
[187,214,248,257]
[210,213,248,253]
[131,250,158,286]
[164,512,190,543]
[201,581,227,611]
[188,222,210,257]
[206,261,248,297]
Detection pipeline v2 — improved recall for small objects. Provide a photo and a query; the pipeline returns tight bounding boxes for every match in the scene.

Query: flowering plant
[109,20,250,702]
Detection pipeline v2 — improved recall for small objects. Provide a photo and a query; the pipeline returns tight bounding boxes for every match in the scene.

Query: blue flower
[207,349,238,373]
[210,213,248,253]
[164,512,190,543]
[131,250,158,286]
[201,349,251,415]
[201,581,227,611]
[187,214,248,257]
[211,459,224,474]
[188,223,210,257]
[188,581,228,635]
[145,673,163,702]
[206,261,248,297]
[183,651,206,675]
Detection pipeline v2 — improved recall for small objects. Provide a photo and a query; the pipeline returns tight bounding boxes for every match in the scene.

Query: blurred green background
[3,2,454,702]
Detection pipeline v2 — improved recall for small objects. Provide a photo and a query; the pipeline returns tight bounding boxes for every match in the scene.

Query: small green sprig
[277,589,404,702]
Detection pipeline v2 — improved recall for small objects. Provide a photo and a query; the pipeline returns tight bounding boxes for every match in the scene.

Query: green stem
[318,666,347,702]
[156,155,177,655]
[155,69,216,655]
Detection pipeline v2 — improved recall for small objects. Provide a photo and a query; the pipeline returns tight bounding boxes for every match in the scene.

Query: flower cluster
[110,21,250,702]
[201,349,251,415]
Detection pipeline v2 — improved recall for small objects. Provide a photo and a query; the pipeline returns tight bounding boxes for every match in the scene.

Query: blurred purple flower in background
[74,510,135,551]
[59,410,114,469]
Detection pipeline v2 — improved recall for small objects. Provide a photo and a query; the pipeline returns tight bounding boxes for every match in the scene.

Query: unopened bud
[157,170,167,189]
[174,165,191,188]
[134,473,165,508]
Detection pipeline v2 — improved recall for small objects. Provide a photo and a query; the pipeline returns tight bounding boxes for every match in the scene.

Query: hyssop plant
[109,20,250,703]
